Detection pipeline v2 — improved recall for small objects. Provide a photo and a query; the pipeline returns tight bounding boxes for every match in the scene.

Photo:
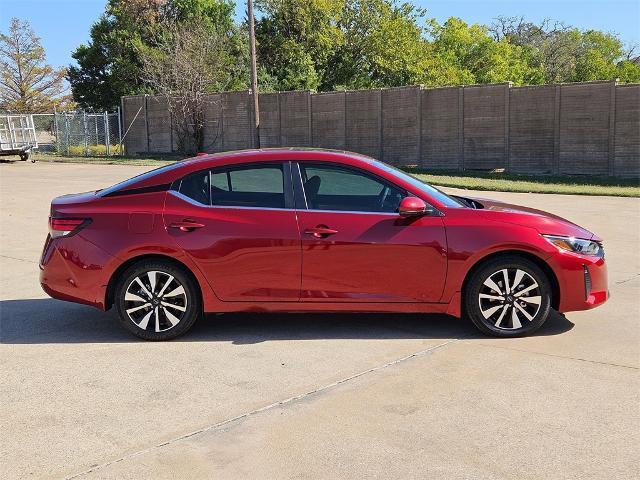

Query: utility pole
[248,0,260,148]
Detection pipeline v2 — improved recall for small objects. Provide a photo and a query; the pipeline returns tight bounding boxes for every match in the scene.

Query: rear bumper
[548,251,609,313]
[39,234,113,310]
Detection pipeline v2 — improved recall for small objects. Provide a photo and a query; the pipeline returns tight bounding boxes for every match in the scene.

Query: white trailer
[0,114,38,162]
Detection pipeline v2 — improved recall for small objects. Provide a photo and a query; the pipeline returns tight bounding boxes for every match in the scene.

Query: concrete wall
[509,85,555,174]
[344,89,381,159]
[122,80,639,177]
[311,92,346,150]
[420,86,461,170]
[463,84,508,171]
[613,84,640,177]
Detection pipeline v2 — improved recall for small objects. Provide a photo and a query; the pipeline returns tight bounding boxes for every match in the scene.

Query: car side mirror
[398,196,430,217]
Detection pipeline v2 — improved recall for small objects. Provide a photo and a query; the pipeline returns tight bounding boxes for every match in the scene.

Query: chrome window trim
[301,208,399,217]
[169,190,295,212]
[169,191,445,217]
[169,191,414,216]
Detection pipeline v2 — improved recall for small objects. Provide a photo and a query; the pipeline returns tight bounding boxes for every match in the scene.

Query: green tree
[616,59,640,83]
[426,18,539,86]
[490,17,636,83]
[255,0,344,91]
[572,30,621,81]
[0,18,68,112]
[325,0,432,90]
[68,0,242,110]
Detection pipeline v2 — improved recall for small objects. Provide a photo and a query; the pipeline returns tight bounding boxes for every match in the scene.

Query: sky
[0,0,638,70]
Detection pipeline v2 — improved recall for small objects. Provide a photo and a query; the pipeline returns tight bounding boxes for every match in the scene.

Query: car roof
[112,148,378,192]
[180,148,375,166]
[104,148,458,210]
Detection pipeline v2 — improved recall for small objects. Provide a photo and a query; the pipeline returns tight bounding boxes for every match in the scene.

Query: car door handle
[169,220,205,232]
[304,225,339,238]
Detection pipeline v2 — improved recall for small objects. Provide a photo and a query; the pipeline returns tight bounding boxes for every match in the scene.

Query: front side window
[299,163,406,213]
[211,164,285,208]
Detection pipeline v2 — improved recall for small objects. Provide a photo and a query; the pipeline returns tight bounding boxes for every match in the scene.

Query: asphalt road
[1,161,638,479]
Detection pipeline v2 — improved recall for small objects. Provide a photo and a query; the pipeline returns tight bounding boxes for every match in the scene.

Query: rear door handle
[169,220,205,232]
[304,225,339,238]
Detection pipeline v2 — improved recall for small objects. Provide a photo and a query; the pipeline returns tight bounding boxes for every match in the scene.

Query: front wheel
[464,256,552,337]
[114,260,202,340]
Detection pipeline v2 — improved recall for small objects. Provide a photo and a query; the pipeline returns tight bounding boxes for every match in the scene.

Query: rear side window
[179,171,210,205]
[211,165,285,208]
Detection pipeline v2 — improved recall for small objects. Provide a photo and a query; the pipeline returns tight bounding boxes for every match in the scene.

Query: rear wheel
[464,256,552,337]
[115,260,201,340]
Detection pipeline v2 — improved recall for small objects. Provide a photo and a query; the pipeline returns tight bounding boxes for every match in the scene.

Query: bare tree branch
[140,19,236,153]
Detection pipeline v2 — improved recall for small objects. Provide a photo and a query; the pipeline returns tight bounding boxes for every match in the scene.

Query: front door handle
[169,220,205,232]
[304,225,339,238]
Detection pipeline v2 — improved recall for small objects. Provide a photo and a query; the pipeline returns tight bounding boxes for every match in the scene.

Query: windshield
[98,162,183,196]
[370,161,465,208]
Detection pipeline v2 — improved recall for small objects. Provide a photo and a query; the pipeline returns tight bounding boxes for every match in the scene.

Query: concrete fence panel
[463,84,507,170]
[311,92,346,150]
[509,85,556,174]
[122,95,147,154]
[614,84,640,178]
[221,91,253,151]
[258,93,281,148]
[420,86,461,169]
[121,81,639,177]
[201,94,223,153]
[279,91,311,147]
[559,81,611,176]
[345,89,381,158]
[382,86,420,164]
[145,96,171,153]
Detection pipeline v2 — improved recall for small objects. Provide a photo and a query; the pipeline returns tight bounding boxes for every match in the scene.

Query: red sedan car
[40,149,608,340]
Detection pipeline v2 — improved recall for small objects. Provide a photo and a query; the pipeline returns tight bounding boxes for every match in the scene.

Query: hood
[467,196,599,241]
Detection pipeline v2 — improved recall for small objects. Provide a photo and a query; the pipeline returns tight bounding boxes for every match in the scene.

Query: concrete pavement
[0,161,638,479]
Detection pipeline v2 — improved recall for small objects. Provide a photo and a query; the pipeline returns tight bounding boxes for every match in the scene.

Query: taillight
[49,217,91,238]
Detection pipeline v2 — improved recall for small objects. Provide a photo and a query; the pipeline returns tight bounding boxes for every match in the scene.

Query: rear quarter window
[99,162,182,197]
[179,171,211,205]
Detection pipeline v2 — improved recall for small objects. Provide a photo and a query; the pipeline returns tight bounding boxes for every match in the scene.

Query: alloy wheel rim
[478,268,542,330]
[124,270,187,332]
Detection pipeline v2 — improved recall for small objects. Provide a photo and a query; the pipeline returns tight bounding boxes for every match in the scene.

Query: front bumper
[39,234,114,310]
[547,250,609,313]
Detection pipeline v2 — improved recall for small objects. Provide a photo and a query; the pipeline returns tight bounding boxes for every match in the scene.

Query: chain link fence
[31,111,123,156]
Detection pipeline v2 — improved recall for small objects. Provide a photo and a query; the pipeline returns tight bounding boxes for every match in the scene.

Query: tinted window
[211,165,285,208]
[99,162,182,197]
[179,170,210,205]
[300,164,405,213]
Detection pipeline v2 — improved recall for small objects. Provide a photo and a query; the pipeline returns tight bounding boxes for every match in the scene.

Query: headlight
[542,235,604,257]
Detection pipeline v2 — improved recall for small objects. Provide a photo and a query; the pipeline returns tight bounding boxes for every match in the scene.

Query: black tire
[20,152,29,162]
[114,259,202,340]
[464,255,552,337]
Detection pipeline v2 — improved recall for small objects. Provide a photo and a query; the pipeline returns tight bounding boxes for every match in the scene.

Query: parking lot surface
[1,161,638,479]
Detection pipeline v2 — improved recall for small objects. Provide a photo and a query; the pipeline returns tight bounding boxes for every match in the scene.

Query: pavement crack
[473,342,638,370]
[0,254,38,264]
[66,338,460,479]
[615,273,639,285]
